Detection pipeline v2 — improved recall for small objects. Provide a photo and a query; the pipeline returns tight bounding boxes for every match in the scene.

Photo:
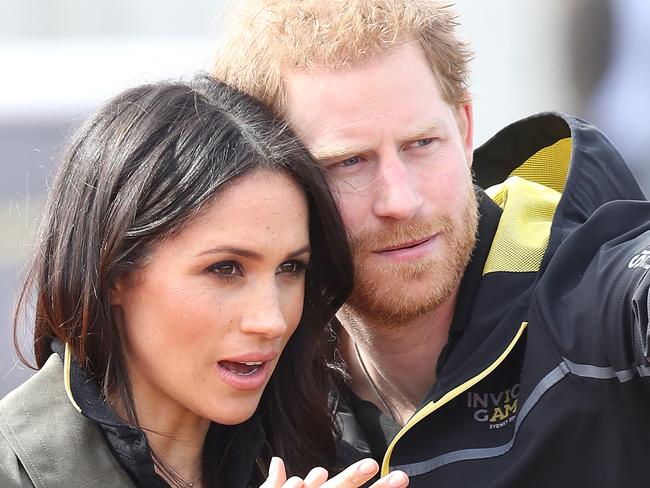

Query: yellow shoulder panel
[484,177,560,275]
[511,138,572,193]
[481,137,571,275]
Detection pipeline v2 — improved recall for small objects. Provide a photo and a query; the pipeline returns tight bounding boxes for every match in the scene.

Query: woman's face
[111,169,310,425]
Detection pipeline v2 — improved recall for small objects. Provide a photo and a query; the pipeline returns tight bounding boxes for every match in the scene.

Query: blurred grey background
[2,0,649,396]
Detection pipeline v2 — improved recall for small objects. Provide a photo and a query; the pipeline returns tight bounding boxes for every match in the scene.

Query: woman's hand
[260,457,409,488]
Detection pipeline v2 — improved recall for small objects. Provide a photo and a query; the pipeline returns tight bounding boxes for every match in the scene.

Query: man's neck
[340,287,459,426]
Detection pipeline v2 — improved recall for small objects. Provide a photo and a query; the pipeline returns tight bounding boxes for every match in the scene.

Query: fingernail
[388,471,408,487]
[358,459,377,475]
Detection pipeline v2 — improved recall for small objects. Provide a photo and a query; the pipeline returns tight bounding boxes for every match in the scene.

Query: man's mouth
[377,235,433,253]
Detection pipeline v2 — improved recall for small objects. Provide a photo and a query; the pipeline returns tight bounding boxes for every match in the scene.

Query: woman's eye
[209,261,243,278]
[276,260,307,275]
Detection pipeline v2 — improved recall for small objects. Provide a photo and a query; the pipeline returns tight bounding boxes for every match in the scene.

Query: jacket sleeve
[534,199,650,390]
[629,248,650,372]
[0,433,35,488]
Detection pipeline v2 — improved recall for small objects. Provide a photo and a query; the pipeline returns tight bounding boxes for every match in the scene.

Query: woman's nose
[238,284,290,339]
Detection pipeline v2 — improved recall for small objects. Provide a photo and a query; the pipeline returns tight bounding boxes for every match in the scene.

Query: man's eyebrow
[403,121,446,140]
[309,121,447,161]
[310,143,365,162]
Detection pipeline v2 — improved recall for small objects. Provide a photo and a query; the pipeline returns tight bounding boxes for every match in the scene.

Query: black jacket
[336,113,650,486]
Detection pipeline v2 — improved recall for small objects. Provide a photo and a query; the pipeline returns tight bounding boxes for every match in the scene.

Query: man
[213,1,650,485]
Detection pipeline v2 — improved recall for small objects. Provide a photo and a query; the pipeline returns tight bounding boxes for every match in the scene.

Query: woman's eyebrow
[286,245,312,259]
[196,244,311,260]
[196,246,262,259]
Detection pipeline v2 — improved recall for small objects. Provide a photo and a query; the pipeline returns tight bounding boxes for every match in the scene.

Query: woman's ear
[109,278,125,306]
[109,280,127,333]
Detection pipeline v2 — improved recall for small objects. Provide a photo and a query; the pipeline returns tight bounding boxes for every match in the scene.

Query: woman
[0,76,408,488]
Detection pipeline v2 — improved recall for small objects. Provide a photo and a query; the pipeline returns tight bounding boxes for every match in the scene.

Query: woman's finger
[320,458,379,488]
[303,467,329,487]
[283,476,306,488]
[260,457,287,488]
[368,470,409,488]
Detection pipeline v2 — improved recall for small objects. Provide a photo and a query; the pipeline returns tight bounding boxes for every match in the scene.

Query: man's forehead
[282,43,456,157]
[285,88,449,148]
[283,43,427,112]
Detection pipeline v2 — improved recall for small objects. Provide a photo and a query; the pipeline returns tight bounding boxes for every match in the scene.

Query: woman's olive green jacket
[0,354,135,487]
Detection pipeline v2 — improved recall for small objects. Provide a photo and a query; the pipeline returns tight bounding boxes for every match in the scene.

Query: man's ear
[457,98,474,168]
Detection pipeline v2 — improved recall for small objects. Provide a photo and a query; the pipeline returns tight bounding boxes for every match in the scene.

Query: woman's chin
[196,394,264,426]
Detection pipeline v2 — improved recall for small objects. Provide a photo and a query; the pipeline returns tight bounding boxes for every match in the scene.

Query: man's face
[285,42,478,324]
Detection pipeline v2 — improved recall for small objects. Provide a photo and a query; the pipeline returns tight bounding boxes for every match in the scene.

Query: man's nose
[239,283,290,339]
[372,154,423,221]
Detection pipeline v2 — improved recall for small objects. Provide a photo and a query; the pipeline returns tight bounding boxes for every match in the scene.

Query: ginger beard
[344,181,479,326]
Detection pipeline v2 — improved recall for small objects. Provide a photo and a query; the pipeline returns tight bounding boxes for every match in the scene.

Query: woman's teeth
[220,360,263,375]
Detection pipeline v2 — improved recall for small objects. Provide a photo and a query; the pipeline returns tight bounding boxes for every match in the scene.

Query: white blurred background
[2,0,649,396]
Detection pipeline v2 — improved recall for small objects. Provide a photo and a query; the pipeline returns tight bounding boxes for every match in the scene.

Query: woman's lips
[216,360,271,390]
[219,360,264,375]
[216,352,277,390]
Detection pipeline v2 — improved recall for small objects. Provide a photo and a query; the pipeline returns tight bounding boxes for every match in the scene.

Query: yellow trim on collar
[381,321,529,476]
[64,343,83,413]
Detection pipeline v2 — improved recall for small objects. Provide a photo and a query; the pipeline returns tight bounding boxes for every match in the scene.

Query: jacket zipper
[381,321,528,475]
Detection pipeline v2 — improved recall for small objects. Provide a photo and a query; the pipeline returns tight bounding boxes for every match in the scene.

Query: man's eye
[403,138,435,151]
[209,261,243,278]
[402,137,436,151]
[339,156,361,167]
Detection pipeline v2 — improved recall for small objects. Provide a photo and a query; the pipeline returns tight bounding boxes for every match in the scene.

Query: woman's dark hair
[14,75,353,481]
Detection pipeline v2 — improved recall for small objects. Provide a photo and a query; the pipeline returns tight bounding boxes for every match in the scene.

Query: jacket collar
[54,340,265,488]
[0,352,136,488]
[473,112,645,264]
[446,188,502,337]
[334,189,503,463]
